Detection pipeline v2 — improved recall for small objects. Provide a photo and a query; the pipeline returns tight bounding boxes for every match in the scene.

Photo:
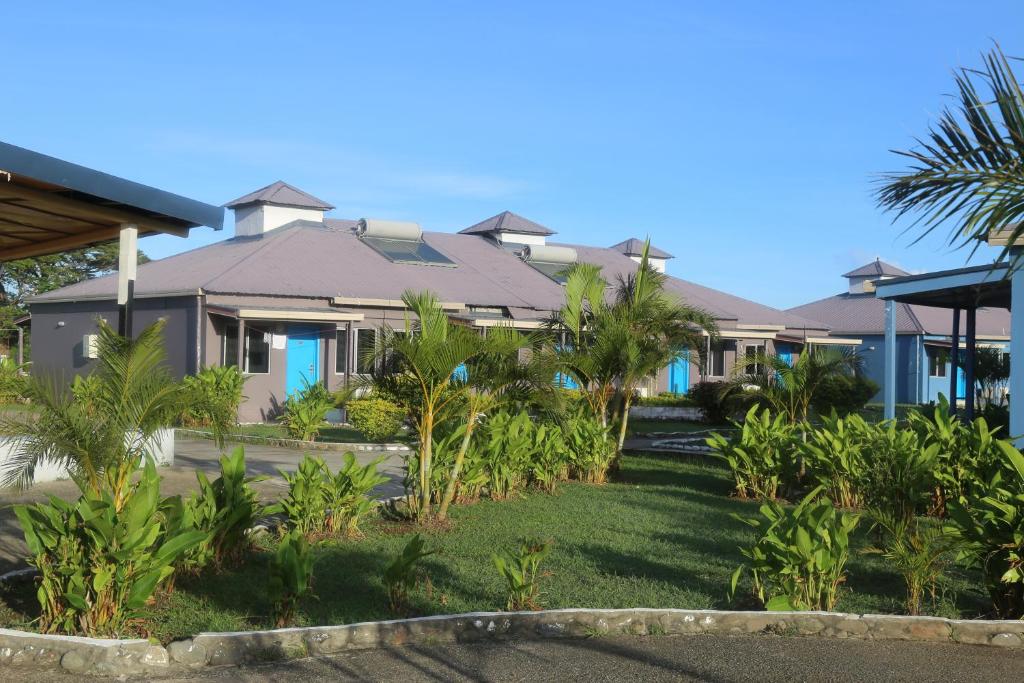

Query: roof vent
[225,181,332,237]
[357,219,423,241]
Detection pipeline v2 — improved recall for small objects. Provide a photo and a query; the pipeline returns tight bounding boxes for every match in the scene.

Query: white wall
[0,429,175,484]
[234,204,326,237]
[498,231,547,246]
[629,255,667,273]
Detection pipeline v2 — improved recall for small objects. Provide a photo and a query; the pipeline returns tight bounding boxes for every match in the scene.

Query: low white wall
[630,406,703,421]
[0,429,175,484]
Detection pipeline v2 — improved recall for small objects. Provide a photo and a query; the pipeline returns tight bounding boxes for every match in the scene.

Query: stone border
[175,428,410,452]
[2,608,1022,676]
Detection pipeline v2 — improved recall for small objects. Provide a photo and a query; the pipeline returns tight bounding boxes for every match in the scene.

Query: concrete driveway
[0,436,406,574]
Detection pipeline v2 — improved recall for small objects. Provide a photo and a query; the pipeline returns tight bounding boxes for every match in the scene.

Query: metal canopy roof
[0,141,223,261]
[874,263,1011,310]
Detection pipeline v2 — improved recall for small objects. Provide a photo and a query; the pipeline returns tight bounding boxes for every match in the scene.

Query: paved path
[0,437,406,574]
[13,634,1024,682]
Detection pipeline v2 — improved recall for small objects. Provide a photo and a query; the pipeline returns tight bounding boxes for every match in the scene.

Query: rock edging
[3,608,1023,676]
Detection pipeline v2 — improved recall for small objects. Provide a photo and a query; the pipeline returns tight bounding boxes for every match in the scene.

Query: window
[223,323,239,368]
[244,326,270,374]
[361,236,456,267]
[355,328,376,374]
[928,347,948,377]
[335,328,349,374]
[744,344,763,375]
[383,331,406,374]
[706,341,726,377]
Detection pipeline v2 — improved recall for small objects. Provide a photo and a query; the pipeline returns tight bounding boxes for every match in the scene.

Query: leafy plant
[708,406,798,500]
[562,410,616,484]
[530,423,569,493]
[945,439,1024,618]
[811,374,879,417]
[492,537,552,610]
[272,455,330,539]
[688,380,748,424]
[324,452,388,536]
[800,412,871,509]
[383,534,436,615]
[179,365,246,446]
[731,487,860,611]
[279,381,334,442]
[346,397,406,442]
[0,356,27,403]
[182,446,265,570]
[268,530,315,627]
[479,410,536,499]
[13,462,205,635]
[859,421,938,529]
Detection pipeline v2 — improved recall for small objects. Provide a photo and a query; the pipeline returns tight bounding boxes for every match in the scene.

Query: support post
[116,223,138,338]
[965,308,977,421]
[884,299,896,420]
[17,326,23,366]
[237,319,246,373]
[1011,257,1024,441]
[949,307,960,416]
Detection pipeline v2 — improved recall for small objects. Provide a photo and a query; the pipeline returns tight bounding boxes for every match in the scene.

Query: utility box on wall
[83,334,99,359]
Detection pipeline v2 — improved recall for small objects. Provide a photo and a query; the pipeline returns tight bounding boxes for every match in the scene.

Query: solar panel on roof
[361,236,456,267]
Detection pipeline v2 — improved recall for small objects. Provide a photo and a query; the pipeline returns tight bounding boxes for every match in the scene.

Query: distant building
[29,181,846,422]
[788,259,1011,404]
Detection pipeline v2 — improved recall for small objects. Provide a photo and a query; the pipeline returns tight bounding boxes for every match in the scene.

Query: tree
[876,45,1024,259]
[974,347,1010,407]
[730,347,863,424]
[369,290,482,520]
[0,242,148,327]
[0,320,182,508]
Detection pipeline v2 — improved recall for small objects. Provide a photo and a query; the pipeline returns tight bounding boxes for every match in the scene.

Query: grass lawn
[628,420,724,434]
[0,452,987,642]
[203,423,410,445]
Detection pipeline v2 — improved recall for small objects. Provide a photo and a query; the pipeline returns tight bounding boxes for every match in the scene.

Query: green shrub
[324,452,388,536]
[731,488,860,611]
[811,374,878,417]
[530,423,569,493]
[635,392,695,408]
[800,412,872,509]
[280,381,334,441]
[181,446,265,570]
[0,357,26,403]
[562,411,616,484]
[346,397,406,442]
[689,381,752,424]
[179,366,246,442]
[479,410,536,499]
[268,530,315,627]
[493,537,552,611]
[272,455,330,539]
[13,462,205,635]
[383,534,435,615]
[708,406,798,500]
[945,439,1024,618]
[859,422,937,529]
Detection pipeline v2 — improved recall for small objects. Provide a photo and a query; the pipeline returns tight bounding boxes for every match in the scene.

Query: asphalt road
[12,634,1023,682]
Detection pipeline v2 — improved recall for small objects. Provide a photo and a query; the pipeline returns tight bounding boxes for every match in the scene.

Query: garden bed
[178,423,411,451]
[0,452,988,644]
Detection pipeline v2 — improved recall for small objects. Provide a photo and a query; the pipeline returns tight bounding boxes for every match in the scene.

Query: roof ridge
[204,222,307,290]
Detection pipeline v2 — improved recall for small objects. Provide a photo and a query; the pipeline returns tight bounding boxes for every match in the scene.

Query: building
[28,181,842,422]
[788,259,1011,404]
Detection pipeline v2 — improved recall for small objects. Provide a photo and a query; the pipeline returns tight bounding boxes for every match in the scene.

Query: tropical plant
[178,365,246,446]
[974,347,1010,408]
[875,45,1024,260]
[182,446,265,570]
[346,397,406,442]
[478,409,536,500]
[492,537,552,611]
[562,409,617,484]
[688,380,748,424]
[530,422,569,493]
[800,412,872,509]
[729,348,863,425]
[731,488,860,611]
[383,534,436,615]
[369,291,483,520]
[0,320,183,509]
[859,421,938,529]
[272,455,330,539]
[13,462,205,635]
[0,356,26,403]
[268,529,315,627]
[945,439,1024,618]
[324,452,388,536]
[707,406,798,500]
[810,374,879,417]
[279,381,334,442]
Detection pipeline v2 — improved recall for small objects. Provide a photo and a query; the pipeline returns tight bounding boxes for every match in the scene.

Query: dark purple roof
[842,259,909,279]
[458,211,556,236]
[609,238,673,259]
[787,293,1010,337]
[225,181,334,210]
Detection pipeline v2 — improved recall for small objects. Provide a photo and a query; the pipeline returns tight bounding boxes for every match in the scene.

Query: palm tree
[729,347,863,424]
[369,290,482,520]
[876,45,1024,259]
[0,320,183,509]
[436,326,558,520]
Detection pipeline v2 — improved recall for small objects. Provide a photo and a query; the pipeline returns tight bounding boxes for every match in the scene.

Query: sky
[2,1,1023,309]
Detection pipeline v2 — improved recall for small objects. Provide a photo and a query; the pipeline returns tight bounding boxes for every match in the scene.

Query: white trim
[332,296,464,311]
[713,330,777,340]
[30,288,203,304]
[805,336,863,346]
[735,323,785,331]
[237,309,364,322]
[472,318,543,329]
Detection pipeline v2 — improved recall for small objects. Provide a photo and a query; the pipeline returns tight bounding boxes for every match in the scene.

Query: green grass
[0,452,986,641]
[210,423,410,444]
[628,420,723,434]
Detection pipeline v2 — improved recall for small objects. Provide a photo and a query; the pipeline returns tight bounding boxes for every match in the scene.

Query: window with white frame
[244,326,270,374]
[928,346,948,378]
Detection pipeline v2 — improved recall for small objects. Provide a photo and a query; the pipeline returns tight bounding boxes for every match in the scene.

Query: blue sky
[2,2,1022,309]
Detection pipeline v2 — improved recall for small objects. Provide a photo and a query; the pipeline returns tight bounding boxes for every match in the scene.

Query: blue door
[286,325,320,398]
[668,350,690,395]
[956,365,967,401]
[776,343,794,366]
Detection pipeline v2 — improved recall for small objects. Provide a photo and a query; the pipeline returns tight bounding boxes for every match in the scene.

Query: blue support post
[884,299,896,420]
[949,308,960,416]
[1012,256,1024,442]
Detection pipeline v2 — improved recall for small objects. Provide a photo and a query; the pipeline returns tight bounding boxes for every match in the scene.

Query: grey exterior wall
[29,296,200,382]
